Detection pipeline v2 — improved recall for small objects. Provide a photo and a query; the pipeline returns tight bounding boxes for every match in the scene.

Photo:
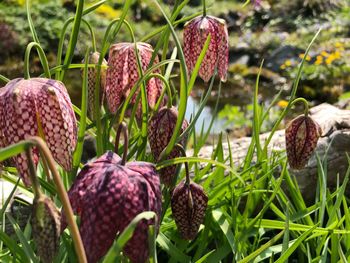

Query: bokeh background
[1,0,349,136]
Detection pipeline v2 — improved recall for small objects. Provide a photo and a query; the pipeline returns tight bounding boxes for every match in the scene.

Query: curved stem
[24,42,51,79]
[290,97,309,116]
[82,19,96,52]
[114,122,128,165]
[174,144,190,185]
[25,149,42,197]
[262,28,321,153]
[94,15,133,156]
[60,0,84,81]
[202,0,206,17]
[27,137,87,263]
[149,73,173,110]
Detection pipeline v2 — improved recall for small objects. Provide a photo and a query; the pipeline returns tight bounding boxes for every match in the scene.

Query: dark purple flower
[0,78,77,186]
[171,180,208,240]
[148,106,188,186]
[62,151,161,263]
[285,115,322,169]
[184,15,229,82]
[105,42,162,114]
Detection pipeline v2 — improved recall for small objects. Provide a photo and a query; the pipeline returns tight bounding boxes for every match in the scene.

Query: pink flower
[0,78,77,186]
[62,151,162,263]
[184,15,229,82]
[105,42,163,114]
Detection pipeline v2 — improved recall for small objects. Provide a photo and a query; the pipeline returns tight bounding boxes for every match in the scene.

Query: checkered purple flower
[184,15,229,82]
[105,42,162,114]
[62,151,161,263]
[285,115,322,169]
[0,78,77,186]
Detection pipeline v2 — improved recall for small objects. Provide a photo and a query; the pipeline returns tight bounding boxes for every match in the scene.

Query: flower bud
[82,52,107,121]
[148,106,188,186]
[285,115,322,169]
[171,180,208,240]
[31,196,61,263]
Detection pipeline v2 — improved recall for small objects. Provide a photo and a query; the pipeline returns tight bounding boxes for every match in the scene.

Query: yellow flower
[280,64,286,69]
[321,51,330,57]
[315,55,323,65]
[277,100,288,108]
[325,55,335,65]
[298,53,311,61]
[95,4,121,19]
[333,51,341,59]
[284,60,292,66]
[335,42,343,48]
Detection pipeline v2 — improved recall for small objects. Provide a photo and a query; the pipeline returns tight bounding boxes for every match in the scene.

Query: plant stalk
[25,148,42,197]
[115,122,129,165]
[290,97,309,116]
[202,0,206,17]
[28,137,87,263]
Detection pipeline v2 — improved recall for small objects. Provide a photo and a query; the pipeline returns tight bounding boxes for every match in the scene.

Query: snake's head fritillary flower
[31,195,61,263]
[61,151,161,263]
[171,180,208,240]
[82,51,107,121]
[184,15,229,82]
[285,115,322,169]
[0,78,77,186]
[148,106,188,186]
[105,42,163,114]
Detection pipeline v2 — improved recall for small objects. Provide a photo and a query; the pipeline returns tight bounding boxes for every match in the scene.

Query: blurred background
[0,0,349,137]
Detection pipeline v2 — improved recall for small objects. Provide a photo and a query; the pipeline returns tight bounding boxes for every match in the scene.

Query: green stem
[24,42,51,79]
[202,0,206,16]
[25,149,42,197]
[153,0,188,160]
[56,17,96,80]
[28,137,87,263]
[93,7,132,156]
[114,123,128,165]
[262,28,321,153]
[174,144,190,185]
[60,0,84,80]
[148,74,173,111]
[0,74,10,84]
[290,97,309,116]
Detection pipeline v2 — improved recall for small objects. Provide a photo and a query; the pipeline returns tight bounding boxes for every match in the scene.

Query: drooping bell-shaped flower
[105,42,163,114]
[31,195,61,263]
[171,180,208,240]
[82,52,107,121]
[285,115,322,169]
[0,78,77,186]
[148,106,188,186]
[62,151,161,263]
[184,15,229,82]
